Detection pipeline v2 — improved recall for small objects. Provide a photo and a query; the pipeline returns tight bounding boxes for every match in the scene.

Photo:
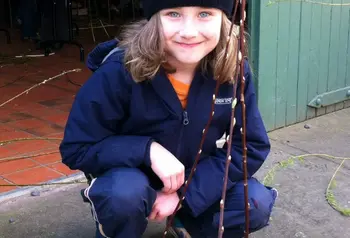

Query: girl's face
[159,7,222,68]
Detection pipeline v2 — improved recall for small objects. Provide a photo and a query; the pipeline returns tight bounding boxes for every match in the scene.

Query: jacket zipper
[175,110,189,160]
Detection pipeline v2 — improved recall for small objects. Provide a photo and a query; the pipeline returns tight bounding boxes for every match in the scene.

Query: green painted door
[248,0,350,131]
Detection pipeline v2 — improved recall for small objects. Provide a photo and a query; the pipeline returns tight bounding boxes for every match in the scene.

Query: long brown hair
[118,12,247,84]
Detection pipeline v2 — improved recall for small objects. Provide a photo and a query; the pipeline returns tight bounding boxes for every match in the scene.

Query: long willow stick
[162,1,243,237]
[0,69,81,108]
[239,1,250,237]
[218,1,248,238]
[218,0,250,237]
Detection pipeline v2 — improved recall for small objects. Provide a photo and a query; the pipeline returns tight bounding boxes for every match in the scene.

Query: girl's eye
[199,12,210,18]
[168,12,180,18]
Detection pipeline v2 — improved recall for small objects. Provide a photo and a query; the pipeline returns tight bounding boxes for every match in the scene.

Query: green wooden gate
[247,0,350,131]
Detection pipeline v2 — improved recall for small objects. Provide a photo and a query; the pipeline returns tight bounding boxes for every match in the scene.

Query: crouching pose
[59,0,278,237]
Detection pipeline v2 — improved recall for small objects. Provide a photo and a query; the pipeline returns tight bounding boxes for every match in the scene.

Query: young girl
[59,0,278,237]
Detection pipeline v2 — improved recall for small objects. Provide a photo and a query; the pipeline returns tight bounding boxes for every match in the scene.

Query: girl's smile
[175,42,203,48]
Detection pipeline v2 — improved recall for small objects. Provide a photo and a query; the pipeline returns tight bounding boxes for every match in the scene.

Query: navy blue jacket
[59,40,271,217]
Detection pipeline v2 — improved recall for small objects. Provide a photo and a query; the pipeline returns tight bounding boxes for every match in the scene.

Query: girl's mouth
[176,42,202,48]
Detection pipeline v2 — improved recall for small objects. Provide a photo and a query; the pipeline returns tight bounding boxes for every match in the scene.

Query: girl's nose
[179,21,199,38]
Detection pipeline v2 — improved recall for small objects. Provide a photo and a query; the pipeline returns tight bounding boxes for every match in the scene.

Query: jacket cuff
[144,139,154,167]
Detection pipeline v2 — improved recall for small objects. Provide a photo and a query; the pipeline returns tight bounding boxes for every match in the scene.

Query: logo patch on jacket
[215,97,233,105]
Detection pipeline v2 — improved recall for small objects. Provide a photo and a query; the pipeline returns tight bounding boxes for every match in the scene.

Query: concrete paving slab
[252,140,350,238]
[0,184,165,238]
[268,108,350,158]
[0,108,349,238]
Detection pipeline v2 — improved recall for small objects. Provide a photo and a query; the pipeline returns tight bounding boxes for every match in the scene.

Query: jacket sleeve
[59,62,153,176]
[182,60,271,217]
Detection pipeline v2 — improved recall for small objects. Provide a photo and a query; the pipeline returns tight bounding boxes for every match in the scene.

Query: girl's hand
[150,142,185,194]
[148,191,180,222]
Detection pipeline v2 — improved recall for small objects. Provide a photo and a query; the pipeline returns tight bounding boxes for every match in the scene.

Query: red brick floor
[0,27,118,194]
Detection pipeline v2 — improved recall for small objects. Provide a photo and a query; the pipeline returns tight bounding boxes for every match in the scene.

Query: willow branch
[1,180,87,187]
[0,151,59,163]
[217,1,241,238]
[239,1,250,237]
[0,68,82,108]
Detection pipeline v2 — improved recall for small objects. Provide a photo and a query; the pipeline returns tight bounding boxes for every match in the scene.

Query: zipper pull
[183,111,189,125]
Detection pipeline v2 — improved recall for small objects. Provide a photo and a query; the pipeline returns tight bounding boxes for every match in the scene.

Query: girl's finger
[177,170,185,190]
[155,211,165,222]
[162,177,172,194]
[148,206,159,220]
[169,175,178,194]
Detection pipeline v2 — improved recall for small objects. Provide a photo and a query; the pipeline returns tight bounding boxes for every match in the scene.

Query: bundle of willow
[163,0,250,237]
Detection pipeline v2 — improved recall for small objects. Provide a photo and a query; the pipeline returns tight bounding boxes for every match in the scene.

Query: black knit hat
[142,0,234,20]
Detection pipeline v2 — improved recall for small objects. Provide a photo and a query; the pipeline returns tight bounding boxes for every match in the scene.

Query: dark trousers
[84,167,277,238]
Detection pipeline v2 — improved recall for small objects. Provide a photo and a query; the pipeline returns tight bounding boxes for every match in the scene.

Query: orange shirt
[167,74,191,109]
